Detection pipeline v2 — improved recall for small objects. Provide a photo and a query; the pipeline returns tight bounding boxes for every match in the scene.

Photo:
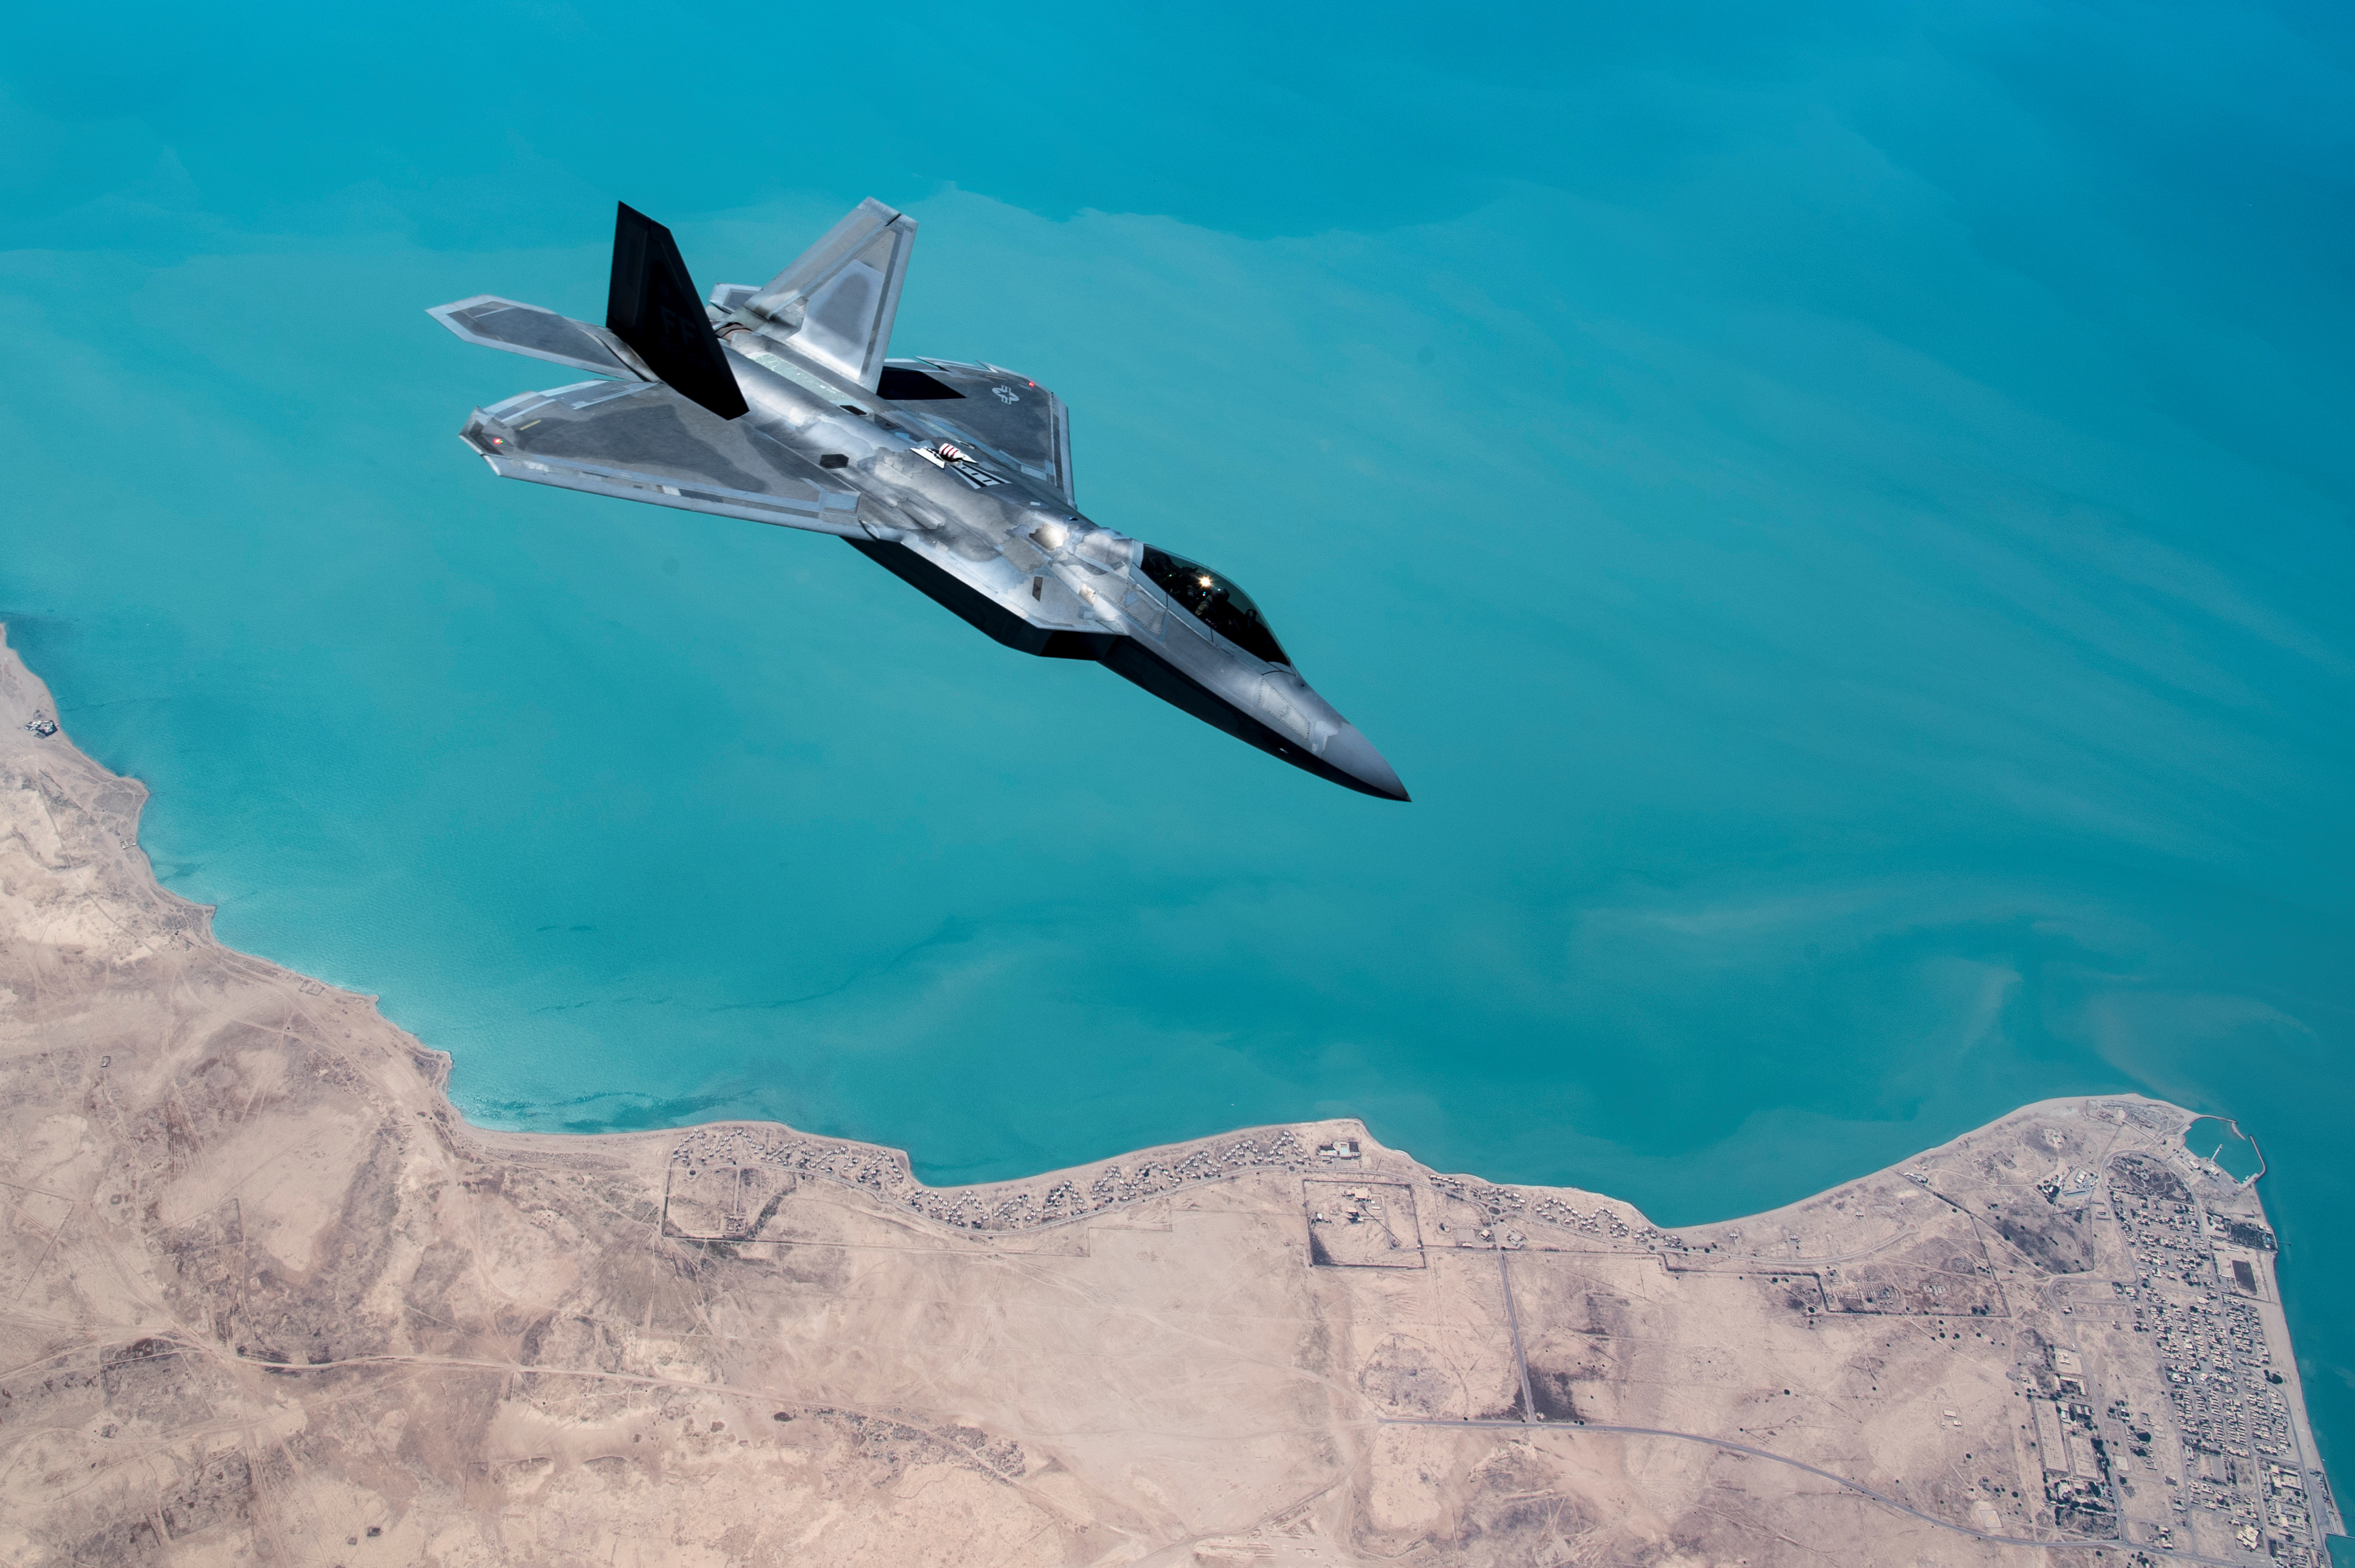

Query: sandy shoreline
[1,626,2339,1566]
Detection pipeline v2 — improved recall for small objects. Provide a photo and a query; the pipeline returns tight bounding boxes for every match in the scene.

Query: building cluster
[1309,1188,1389,1227]
[660,1112,2336,1565]
[667,1123,1328,1233]
[2030,1353,2119,1539]
[1424,1175,1672,1250]
[668,1121,1703,1253]
[2106,1184,2324,1564]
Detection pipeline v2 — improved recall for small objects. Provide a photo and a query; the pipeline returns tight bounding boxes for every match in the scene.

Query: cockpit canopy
[1141,547,1290,666]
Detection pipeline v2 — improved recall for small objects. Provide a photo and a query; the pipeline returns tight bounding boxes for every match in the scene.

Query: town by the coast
[1,630,2340,1565]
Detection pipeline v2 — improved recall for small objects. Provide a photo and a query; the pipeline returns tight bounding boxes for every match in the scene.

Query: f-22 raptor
[429,201,1408,800]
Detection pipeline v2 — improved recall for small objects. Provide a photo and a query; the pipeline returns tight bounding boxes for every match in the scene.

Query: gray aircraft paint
[428,200,1407,801]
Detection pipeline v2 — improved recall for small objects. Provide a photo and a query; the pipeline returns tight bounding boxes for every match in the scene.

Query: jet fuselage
[436,200,1407,800]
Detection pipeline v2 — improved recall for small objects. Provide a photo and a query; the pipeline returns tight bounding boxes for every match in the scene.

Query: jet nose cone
[1323,724,1411,801]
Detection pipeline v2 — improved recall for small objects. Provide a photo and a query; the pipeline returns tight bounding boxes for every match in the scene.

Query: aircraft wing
[428,295,650,381]
[876,358,1075,505]
[460,379,864,535]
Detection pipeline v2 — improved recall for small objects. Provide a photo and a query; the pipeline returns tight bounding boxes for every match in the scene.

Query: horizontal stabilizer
[427,296,649,380]
[607,202,749,421]
[462,379,862,535]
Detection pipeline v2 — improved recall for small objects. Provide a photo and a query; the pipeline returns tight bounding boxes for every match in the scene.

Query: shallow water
[4,0,2351,1508]
[2186,1116,2267,1184]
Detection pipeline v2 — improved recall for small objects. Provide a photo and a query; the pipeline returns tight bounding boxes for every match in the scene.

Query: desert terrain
[0,629,2338,1567]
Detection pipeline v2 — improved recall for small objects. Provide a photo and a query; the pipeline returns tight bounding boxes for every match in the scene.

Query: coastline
[2,626,2340,1565]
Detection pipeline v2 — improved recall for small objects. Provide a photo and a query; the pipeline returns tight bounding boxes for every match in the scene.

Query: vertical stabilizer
[734,199,918,392]
[607,202,749,421]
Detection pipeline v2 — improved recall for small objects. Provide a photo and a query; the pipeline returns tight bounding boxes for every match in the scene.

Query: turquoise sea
[5,0,2351,1521]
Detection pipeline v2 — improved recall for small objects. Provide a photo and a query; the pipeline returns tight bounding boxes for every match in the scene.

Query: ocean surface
[4,0,2351,1514]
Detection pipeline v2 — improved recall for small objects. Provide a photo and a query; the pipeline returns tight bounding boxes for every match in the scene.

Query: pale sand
[0,627,2336,1566]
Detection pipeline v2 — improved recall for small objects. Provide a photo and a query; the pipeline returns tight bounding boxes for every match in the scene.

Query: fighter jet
[429,201,1408,800]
